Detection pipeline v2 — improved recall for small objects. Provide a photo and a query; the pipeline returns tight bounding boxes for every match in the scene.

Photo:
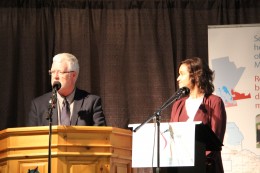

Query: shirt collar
[57,88,76,104]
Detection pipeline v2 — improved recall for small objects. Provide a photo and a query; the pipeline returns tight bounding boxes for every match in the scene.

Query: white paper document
[129,122,198,168]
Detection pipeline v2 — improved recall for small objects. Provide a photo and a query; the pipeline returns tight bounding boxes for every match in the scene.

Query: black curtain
[0,0,260,173]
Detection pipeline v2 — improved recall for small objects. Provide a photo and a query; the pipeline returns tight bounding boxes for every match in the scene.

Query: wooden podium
[0,126,132,173]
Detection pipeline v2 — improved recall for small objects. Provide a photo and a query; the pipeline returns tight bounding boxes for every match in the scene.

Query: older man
[27,53,106,126]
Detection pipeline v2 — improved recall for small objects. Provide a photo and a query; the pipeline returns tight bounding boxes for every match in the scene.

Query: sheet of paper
[129,122,199,168]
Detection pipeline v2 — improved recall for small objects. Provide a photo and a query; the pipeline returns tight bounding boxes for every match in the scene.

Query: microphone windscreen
[52,81,61,90]
[180,87,190,95]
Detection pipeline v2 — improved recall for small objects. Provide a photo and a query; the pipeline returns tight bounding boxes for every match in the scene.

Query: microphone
[177,86,190,97]
[133,87,190,132]
[52,81,61,91]
[47,82,61,119]
[170,86,190,101]
[160,87,190,110]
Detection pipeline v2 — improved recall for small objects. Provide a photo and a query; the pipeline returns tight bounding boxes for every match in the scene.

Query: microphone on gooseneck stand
[47,81,62,173]
[50,81,61,104]
[47,81,62,119]
[133,87,190,133]
[160,86,190,110]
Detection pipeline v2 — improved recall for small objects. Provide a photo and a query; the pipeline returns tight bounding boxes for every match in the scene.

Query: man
[27,53,106,126]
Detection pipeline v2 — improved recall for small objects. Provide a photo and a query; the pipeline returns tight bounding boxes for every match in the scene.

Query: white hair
[53,53,80,73]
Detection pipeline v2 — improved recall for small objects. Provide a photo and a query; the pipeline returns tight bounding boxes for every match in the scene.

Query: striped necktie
[60,98,70,125]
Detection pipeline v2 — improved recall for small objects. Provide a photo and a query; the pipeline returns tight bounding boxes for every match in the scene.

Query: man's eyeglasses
[48,70,74,76]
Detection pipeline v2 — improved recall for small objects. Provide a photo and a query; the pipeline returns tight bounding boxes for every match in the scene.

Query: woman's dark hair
[180,57,215,95]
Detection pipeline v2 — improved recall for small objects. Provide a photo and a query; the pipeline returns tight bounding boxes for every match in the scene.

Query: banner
[208,24,260,173]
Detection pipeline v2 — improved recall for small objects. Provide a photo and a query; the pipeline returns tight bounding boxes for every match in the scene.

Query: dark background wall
[0,0,259,131]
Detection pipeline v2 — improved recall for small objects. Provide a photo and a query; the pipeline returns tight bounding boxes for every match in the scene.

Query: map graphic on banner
[212,57,248,107]
[208,24,260,173]
[211,56,246,145]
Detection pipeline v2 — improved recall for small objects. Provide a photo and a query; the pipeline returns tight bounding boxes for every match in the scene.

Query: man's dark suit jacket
[27,88,106,126]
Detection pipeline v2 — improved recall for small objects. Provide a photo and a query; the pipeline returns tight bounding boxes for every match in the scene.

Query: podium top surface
[0,125,132,136]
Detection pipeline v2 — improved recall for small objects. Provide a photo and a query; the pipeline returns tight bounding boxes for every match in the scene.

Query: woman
[170,57,226,173]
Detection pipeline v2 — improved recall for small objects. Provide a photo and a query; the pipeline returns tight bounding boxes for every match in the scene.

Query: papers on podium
[129,122,201,168]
